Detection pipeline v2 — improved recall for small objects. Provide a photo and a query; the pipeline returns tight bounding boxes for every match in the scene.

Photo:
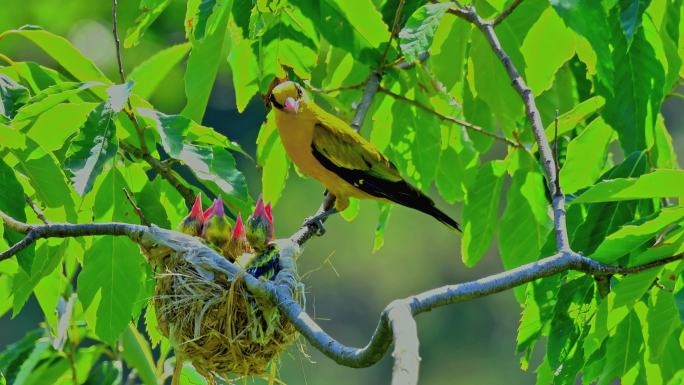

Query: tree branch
[450,5,570,251]
[378,86,520,147]
[491,0,523,26]
[2,212,680,383]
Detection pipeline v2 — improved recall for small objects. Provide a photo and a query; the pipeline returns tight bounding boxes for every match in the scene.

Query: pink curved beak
[284,97,300,113]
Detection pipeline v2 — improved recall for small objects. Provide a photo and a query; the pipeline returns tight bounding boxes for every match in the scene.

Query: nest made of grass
[143,237,300,378]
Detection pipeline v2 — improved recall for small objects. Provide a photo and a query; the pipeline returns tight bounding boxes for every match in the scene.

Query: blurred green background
[1,1,682,384]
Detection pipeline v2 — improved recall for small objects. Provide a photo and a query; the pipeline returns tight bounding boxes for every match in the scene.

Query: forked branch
[1,212,680,385]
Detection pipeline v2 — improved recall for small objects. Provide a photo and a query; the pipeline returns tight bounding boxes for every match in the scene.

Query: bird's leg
[304,193,338,236]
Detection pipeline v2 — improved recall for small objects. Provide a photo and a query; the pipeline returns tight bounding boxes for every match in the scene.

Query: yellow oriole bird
[269,81,460,232]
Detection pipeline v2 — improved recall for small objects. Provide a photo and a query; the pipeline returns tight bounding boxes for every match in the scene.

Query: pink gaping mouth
[284,97,300,113]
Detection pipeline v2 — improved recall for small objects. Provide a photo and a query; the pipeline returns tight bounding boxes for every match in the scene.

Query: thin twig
[120,141,196,207]
[553,109,561,194]
[112,0,148,153]
[123,188,151,226]
[491,0,524,26]
[24,194,48,224]
[393,52,430,70]
[308,81,369,94]
[112,0,125,84]
[378,86,520,147]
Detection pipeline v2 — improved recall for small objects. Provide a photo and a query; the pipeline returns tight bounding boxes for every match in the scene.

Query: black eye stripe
[270,94,283,110]
[296,87,302,97]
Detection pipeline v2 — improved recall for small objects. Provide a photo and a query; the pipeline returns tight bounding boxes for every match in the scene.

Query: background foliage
[0,0,683,384]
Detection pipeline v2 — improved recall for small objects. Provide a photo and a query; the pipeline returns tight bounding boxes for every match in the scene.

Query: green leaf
[598,311,643,385]
[547,275,594,370]
[0,157,31,266]
[560,117,614,194]
[11,139,77,223]
[429,16,471,97]
[65,83,131,195]
[227,25,259,112]
[128,43,191,99]
[551,0,613,90]
[11,336,50,385]
[182,0,231,121]
[373,203,392,252]
[398,3,451,63]
[516,275,561,370]
[435,128,478,204]
[461,160,506,267]
[324,0,390,50]
[0,329,42,385]
[0,74,30,119]
[571,151,650,255]
[77,236,144,343]
[573,170,684,203]
[603,13,665,154]
[124,0,173,48]
[619,0,652,45]
[13,81,102,122]
[136,178,173,229]
[653,114,679,169]
[179,144,251,215]
[11,240,66,315]
[192,0,218,40]
[647,290,680,361]
[83,362,120,385]
[543,96,606,138]
[27,102,97,152]
[93,167,133,223]
[590,206,684,264]
[0,28,110,84]
[121,324,157,385]
[498,151,552,269]
[257,116,290,206]
[520,7,576,95]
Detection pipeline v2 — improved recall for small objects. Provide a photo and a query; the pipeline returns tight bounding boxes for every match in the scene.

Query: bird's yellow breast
[274,111,376,206]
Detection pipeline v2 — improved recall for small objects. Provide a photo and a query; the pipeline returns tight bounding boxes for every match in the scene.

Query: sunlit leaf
[461,160,506,267]
[124,0,173,48]
[373,203,392,252]
[182,0,230,121]
[77,236,144,343]
[598,312,643,384]
[65,83,132,195]
[551,0,613,90]
[27,102,97,152]
[560,117,614,194]
[520,7,576,95]
[0,28,110,84]
[399,3,451,63]
[121,324,157,385]
[498,150,552,269]
[573,170,684,203]
[590,206,684,264]
[128,43,191,99]
[13,81,102,121]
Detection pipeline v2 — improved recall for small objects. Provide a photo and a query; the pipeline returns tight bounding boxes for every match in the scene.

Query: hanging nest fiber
[140,227,301,377]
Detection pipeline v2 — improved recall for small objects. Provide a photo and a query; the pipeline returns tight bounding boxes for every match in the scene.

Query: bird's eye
[296,86,302,98]
[269,94,283,110]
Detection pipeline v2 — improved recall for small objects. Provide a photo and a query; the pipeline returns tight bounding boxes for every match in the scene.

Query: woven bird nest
[140,227,301,378]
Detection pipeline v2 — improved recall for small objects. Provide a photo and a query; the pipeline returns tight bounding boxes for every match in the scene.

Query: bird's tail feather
[411,202,461,233]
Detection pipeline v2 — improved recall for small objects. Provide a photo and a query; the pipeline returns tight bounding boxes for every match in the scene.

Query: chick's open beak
[284,97,300,113]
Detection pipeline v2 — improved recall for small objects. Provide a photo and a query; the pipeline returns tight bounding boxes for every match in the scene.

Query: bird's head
[246,196,274,251]
[179,192,204,236]
[269,81,306,114]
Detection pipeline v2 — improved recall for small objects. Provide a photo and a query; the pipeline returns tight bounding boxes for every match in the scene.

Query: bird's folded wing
[311,121,401,182]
